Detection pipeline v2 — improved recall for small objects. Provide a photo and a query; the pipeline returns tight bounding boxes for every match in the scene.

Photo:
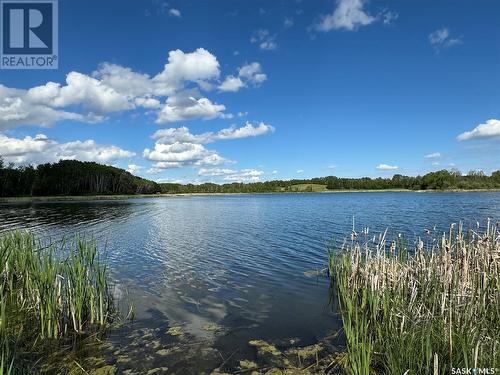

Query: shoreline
[1,188,499,203]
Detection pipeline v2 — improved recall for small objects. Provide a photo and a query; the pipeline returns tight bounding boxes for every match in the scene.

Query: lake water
[1,192,499,374]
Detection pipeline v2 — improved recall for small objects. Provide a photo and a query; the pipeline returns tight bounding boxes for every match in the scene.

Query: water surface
[1,192,499,373]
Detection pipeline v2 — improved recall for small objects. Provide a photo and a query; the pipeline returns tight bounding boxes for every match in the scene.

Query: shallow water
[1,192,499,374]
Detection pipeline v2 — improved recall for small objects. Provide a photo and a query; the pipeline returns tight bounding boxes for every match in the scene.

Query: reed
[0,230,115,373]
[329,220,500,375]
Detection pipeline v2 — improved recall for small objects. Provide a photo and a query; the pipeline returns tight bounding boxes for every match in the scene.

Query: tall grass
[328,220,500,375]
[0,230,115,373]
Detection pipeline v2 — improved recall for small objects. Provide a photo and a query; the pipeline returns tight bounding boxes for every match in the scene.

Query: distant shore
[1,188,499,203]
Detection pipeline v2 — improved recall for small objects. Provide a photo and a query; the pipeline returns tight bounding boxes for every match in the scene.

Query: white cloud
[0,133,134,165]
[376,163,398,170]
[260,41,278,50]
[168,8,181,17]
[1,48,255,129]
[297,169,304,174]
[135,97,161,109]
[153,48,220,94]
[27,72,133,113]
[215,122,274,140]
[457,119,500,141]
[272,170,278,174]
[156,94,226,123]
[218,76,245,92]
[284,17,294,28]
[151,122,274,144]
[238,63,267,85]
[251,29,278,50]
[144,122,273,171]
[146,167,162,175]
[198,167,264,182]
[0,85,87,130]
[313,0,375,32]
[424,152,441,159]
[429,28,462,51]
[382,10,398,25]
[143,142,227,170]
[92,63,153,98]
[143,135,226,170]
[219,62,267,93]
[126,164,143,174]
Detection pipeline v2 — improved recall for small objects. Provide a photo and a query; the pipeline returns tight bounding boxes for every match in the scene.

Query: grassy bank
[0,231,115,374]
[1,189,499,204]
[328,220,500,374]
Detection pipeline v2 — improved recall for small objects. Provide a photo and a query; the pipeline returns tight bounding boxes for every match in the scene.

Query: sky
[0,0,499,184]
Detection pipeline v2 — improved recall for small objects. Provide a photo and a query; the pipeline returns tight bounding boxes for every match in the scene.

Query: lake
[1,192,499,374]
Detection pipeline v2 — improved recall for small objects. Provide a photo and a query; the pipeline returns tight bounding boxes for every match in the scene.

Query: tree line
[1,157,499,197]
[159,169,500,194]
[0,159,160,197]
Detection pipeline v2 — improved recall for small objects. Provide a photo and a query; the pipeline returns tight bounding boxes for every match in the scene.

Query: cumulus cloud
[0,48,258,130]
[219,62,267,93]
[168,8,181,17]
[0,85,88,130]
[429,28,462,51]
[153,48,220,93]
[238,63,267,85]
[297,169,304,174]
[215,122,274,140]
[0,133,134,165]
[198,167,264,182]
[156,94,226,123]
[457,119,500,141]
[218,76,244,92]
[144,122,273,171]
[251,29,278,50]
[313,0,375,32]
[376,163,398,170]
[92,63,153,98]
[424,152,441,159]
[151,122,274,144]
[143,142,227,169]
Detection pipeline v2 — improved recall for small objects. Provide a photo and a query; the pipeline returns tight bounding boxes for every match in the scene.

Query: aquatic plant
[329,220,500,374]
[0,230,115,373]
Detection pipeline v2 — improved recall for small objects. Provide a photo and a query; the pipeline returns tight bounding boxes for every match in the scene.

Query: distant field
[285,184,328,192]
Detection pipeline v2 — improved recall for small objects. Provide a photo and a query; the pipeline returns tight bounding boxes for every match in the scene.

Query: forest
[0,158,160,197]
[159,169,500,194]
[1,157,499,197]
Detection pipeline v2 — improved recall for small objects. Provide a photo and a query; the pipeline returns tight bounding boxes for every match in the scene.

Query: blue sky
[1,0,499,183]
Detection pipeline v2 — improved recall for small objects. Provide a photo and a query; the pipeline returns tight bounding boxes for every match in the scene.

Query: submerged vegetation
[328,221,500,374]
[0,231,115,373]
